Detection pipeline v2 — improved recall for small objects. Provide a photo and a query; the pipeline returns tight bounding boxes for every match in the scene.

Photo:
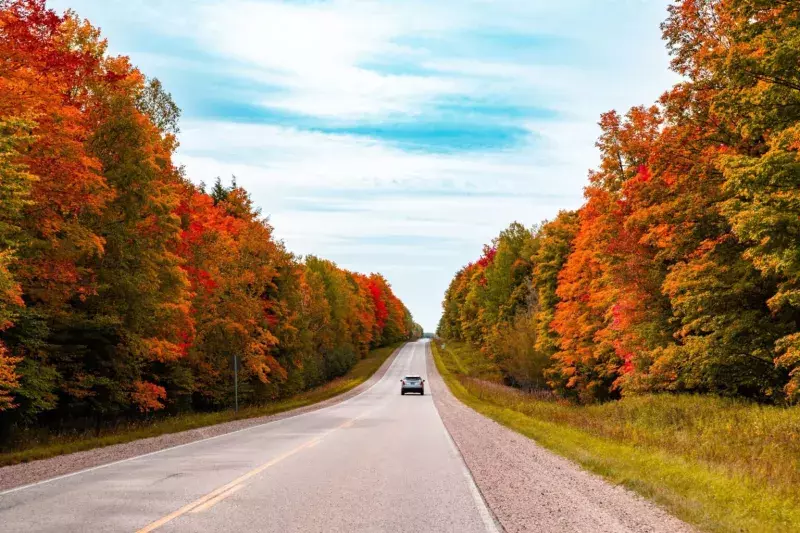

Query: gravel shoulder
[0,344,404,493]
[425,342,694,533]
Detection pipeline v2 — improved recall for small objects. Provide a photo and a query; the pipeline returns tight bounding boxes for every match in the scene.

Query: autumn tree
[530,211,578,357]
[0,1,111,423]
[0,118,33,409]
[640,0,795,400]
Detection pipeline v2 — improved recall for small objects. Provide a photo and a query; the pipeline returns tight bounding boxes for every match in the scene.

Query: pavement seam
[0,344,406,497]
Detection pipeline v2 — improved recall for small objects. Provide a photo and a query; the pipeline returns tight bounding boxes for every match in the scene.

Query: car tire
[420,390,424,395]
[401,391,405,395]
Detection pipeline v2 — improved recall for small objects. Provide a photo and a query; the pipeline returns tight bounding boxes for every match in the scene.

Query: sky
[51,0,677,332]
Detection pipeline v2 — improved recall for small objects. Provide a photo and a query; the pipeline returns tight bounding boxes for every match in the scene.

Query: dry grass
[0,343,402,467]
[433,339,800,533]
[461,376,800,494]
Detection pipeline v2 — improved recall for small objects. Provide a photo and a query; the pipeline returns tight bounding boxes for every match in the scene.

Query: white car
[400,375,425,395]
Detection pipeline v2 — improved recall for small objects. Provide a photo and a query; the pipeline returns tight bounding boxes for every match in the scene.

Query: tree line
[438,0,800,404]
[0,0,421,436]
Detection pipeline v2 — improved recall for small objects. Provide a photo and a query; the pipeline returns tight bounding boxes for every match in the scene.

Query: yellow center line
[189,484,245,514]
[135,410,370,533]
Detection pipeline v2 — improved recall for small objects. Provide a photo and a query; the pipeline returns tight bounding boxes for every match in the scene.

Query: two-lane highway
[0,341,498,532]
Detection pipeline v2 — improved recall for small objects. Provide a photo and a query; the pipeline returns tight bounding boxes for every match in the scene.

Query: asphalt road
[0,341,498,533]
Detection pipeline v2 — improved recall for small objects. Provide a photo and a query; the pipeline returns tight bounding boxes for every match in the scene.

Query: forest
[438,0,800,405]
[0,0,421,440]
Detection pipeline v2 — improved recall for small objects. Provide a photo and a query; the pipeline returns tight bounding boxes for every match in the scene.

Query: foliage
[439,0,800,405]
[0,1,420,441]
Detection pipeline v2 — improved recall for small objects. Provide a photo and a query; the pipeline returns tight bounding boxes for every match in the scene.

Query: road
[0,341,498,532]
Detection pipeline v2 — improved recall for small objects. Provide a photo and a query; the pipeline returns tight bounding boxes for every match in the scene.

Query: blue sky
[51,0,676,332]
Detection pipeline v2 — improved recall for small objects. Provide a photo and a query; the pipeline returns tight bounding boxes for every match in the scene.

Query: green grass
[432,339,800,533]
[0,343,403,468]
[436,340,504,381]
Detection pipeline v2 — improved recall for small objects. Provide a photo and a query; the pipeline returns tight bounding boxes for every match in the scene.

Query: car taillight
[401,380,405,385]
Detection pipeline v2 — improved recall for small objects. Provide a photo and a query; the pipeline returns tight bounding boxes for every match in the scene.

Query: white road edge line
[426,342,503,533]
[441,423,502,533]
[0,343,409,497]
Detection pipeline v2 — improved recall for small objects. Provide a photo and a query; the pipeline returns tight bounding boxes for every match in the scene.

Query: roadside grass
[436,340,504,382]
[432,340,800,533]
[0,343,403,468]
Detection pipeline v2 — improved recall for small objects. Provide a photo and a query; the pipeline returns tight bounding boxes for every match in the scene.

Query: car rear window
[404,376,421,382]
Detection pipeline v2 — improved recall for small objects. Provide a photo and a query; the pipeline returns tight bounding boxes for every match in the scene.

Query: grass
[0,343,403,468]
[432,339,800,533]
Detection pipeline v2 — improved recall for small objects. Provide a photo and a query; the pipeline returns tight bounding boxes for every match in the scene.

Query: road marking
[135,446,308,532]
[442,427,502,533]
[426,343,502,533]
[134,410,372,532]
[189,484,244,514]
[0,345,408,498]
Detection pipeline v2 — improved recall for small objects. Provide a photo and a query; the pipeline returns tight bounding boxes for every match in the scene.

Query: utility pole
[234,354,239,414]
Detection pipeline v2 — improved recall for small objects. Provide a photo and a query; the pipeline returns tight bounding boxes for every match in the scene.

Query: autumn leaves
[0,0,420,431]
[439,0,800,404]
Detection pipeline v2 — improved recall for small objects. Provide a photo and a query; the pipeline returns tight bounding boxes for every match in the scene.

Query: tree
[0,118,35,409]
[530,211,578,356]
[0,1,112,422]
[657,0,798,401]
[549,109,662,402]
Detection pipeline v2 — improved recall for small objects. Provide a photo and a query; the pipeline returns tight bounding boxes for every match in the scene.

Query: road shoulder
[425,342,693,533]
[0,344,404,493]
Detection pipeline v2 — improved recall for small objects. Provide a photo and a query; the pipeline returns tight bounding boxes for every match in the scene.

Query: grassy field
[0,343,403,468]
[432,339,800,533]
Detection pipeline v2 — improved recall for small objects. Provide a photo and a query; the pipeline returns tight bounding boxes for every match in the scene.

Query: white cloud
[49,0,677,330]
[176,120,589,197]
[175,0,677,123]
[190,0,472,118]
